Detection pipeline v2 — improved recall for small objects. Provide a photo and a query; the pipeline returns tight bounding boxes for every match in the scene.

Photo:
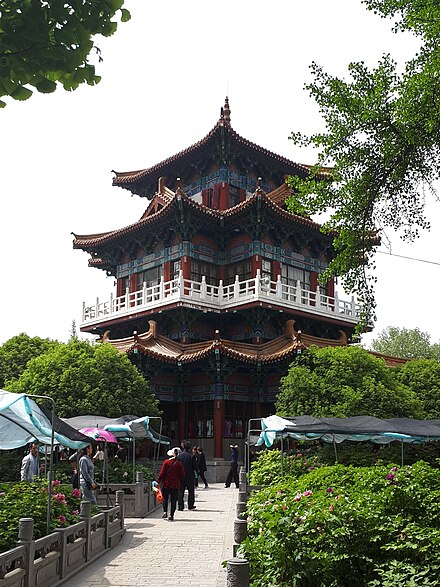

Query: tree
[371,326,440,360]
[287,0,440,328]
[0,332,56,388]
[0,0,130,108]
[7,339,159,418]
[395,359,440,418]
[276,345,423,418]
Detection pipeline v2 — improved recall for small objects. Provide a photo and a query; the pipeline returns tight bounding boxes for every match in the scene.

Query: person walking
[197,446,208,488]
[177,441,196,510]
[225,444,239,488]
[79,444,97,504]
[157,447,184,521]
[20,443,39,481]
[192,445,200,487]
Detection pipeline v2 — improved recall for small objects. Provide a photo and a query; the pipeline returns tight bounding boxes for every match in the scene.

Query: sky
[1,0,439,348]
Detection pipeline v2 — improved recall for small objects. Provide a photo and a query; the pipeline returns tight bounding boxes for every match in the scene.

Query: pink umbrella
[79,427,118,443]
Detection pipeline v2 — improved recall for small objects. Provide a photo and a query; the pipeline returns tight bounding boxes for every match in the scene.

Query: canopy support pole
[281,434,284,477]
[246,419,262,474]
[332,434,338,463]
[401,439,404,467]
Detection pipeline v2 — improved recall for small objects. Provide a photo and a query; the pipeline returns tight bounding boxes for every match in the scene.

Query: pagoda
[73,99,363,466]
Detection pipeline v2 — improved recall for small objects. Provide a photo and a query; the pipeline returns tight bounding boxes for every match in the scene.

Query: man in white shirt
[21,443,39,481]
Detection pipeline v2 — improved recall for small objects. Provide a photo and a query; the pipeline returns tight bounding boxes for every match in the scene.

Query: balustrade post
[116,490,125,531]
[142,282,147,305]
[276,274,282,299]
[95,297,99,318]
[109,292,114,315]
[296,279,302,304]
[315,285,322,308]
[178,270,184,297]
[159,276,165,299]
[82,301,86,322]
[200,275,207,299]
[218,279,224,301]
[80,500,91,561]
[255,269,261,297]
[125,287,130,309]
[334,291,339,314]
[227,558,250,587]
[234,275,240,298]
[351,295,356,317]
[17,518,34,587]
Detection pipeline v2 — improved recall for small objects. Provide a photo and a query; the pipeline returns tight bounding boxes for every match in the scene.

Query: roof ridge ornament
[220,96,231,125]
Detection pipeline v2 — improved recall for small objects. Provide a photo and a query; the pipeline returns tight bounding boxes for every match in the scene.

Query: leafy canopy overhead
[0,0,130,108]
[372,326,440,360]
[288,0,440,328]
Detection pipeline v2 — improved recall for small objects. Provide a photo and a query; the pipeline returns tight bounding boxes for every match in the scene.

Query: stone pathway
[62,484,238,587]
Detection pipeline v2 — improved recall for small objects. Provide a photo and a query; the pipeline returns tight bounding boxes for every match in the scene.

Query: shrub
[0,479,83,553]
[250,448,322,486]
[242,462,440,586]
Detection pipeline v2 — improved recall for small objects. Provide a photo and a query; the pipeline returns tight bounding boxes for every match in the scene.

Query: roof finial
[221,96,231,124]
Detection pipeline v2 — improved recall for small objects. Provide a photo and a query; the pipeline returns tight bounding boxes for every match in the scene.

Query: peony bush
[242,461,440,586]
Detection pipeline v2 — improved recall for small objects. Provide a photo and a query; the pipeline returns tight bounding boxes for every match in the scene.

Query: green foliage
[93,459,156,484]
[0,0,130,107]
[0,479,83,553]
[277,346,423,418]
[242,462,440,586]
[8,339,159,418]
[250,448,322,486]
[395,359,440,418]
[0,450,22,482]
[0,333,56,388]
[287,0,440,328]
[372,326,440,360]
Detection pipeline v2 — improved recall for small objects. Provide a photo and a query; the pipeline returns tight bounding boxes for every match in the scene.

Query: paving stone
[62,483,237,587]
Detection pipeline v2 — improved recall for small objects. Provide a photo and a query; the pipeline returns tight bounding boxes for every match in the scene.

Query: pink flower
[293,493,302,501]
[52,480,61,487]
[73,510,79,516]
[53,493,66,503]
[326,487,334,493]
[296,453,303,458]
[71,488,81,498]
[282,505,287,510]
[302,490,313,497]
[335,495,342,501]
[57,515,66,525]
[386,473,395,481]
[328,505,334,511]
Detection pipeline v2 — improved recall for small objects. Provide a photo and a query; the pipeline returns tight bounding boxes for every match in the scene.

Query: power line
[377,250,440,267]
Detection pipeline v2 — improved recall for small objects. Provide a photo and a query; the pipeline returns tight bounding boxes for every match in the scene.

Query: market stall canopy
[0,390,91,450]
[256,414,440,447]
[63,414,170,445]
[79,427,118,443]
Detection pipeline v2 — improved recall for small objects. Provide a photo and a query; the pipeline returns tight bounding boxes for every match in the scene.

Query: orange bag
[156,487,164,502]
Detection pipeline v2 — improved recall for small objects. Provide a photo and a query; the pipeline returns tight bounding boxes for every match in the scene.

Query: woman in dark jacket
[158,447,185,521]
[197,446,208,488]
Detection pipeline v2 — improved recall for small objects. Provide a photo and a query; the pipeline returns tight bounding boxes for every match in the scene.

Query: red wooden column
[178,402,186,443]
[214,399,225,458]
[219,183,229,210]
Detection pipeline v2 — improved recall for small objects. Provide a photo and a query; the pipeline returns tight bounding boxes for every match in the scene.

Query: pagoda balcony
[80,270,361,328]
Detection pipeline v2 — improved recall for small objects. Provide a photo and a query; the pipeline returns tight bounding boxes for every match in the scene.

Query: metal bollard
[227,557,250,587]
[236,501,247,519]
[233,518,248,544]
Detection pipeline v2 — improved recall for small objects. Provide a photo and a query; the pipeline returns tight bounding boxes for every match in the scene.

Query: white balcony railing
[81,270,361,327]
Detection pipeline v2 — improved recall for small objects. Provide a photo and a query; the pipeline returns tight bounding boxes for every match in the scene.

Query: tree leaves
[288,1,440,329]
[0,1,131,107]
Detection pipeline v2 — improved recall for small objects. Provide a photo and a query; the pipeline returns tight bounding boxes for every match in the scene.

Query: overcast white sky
[1,0,439,347]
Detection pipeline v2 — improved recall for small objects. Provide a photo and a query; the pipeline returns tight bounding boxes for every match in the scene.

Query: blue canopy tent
[251,415,440,471]
[63,414,170,482]
[0,390,90,533]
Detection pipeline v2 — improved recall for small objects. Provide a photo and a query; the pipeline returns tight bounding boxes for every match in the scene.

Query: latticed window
[281,265,311,290]
[225,259,252,285]
[171,260,181,280]
[190,260,217,285]
[136,266,162,289]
